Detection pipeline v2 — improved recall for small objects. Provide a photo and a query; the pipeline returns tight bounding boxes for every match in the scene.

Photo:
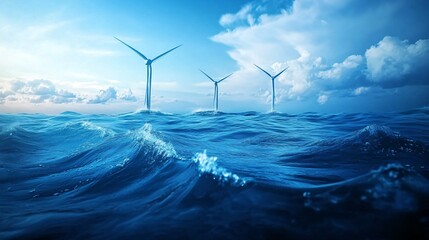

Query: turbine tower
[114,37,181,111]
[199,70,232,112]
[254,64,288,112]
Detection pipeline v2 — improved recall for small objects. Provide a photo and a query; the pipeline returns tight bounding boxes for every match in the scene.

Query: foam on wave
[130,123,178,158]
[192,150,246,186]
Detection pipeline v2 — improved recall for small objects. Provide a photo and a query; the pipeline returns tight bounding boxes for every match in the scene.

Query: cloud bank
[212,0,429,104]
[0,79,137,105]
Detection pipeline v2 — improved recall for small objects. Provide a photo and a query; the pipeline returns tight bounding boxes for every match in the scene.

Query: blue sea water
[1,109,429,239]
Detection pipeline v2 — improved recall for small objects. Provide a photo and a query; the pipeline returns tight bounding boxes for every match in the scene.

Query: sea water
[1,109,428,239]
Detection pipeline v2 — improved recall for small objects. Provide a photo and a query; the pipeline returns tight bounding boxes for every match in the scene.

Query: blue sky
[0,0,428,113]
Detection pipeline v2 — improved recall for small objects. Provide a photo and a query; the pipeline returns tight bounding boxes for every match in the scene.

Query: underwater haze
[1,109,429,239]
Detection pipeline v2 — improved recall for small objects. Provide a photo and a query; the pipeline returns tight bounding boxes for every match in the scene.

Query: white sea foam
[132,123,178,158]
[192,150,246,186]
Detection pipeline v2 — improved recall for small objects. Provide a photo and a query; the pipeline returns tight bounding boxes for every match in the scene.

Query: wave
[1,111,429,239]
[338,124,427,155]
[285,125,428,161]
[59,111,81,115]
[192,151,246,186]
[2,122,244,198]
[132,108,174,116]
[302,163,429,212]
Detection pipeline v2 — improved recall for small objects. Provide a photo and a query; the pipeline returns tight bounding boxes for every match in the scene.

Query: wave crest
[80,121,115,138]
[192,151,246,186]
[303,164,429,212]
[130,123,178,158]
[312,124,428,157]
[353,125,427,155]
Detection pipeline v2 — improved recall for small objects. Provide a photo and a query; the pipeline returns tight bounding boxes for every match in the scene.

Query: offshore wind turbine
[254,64,288,112]
[200,70,233,112]
[114,37,181,111]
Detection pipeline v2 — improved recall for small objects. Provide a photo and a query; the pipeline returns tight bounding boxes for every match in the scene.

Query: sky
[0,0,428,114]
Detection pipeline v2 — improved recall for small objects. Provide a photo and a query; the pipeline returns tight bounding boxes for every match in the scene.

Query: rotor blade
[273,67,288,79]
[152,44,182,62]
[114,36,148,61]
[217,73,233,83]
[254,64,273,78]
[199,69,216,82]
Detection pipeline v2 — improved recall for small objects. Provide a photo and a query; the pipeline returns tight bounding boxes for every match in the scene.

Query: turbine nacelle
[146,60,153,65]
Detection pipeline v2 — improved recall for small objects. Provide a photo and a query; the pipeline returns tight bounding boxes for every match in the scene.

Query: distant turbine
[114,37,181,111]
[200,70,233,112]
[254,64,288,112]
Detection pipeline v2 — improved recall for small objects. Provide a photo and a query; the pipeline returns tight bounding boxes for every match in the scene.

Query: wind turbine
[254,64,288,112]
[199,70,233,112]
[114,37,181,111]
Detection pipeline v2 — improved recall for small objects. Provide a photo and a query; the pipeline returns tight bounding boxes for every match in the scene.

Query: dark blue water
[1,109,429,239]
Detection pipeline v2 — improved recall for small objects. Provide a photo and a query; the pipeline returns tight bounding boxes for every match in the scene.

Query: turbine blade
[114,36,149,60]
[217,73,233,83]
[273,67,288,79]
[254,64,273,78]
[152,44,182,62]
[199,69,216,82]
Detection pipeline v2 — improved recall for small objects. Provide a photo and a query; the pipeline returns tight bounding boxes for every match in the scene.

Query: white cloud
[12,79,56,95]
[0,89,13,104]
[219,4,254,27]
[117,88,137,102]
[0,14,126,101]
[318,55,363,80]
[365,36,429,81]
[273,53,320,98]
[88,87,137,104]
[317,94,328,105]
[212,0,429,104]
[1,79,79,104]
[88,87,117,104]
[353,86,370,96]
[0,79,137,105]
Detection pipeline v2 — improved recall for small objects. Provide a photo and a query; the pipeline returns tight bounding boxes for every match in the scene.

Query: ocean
[1,109,428,239]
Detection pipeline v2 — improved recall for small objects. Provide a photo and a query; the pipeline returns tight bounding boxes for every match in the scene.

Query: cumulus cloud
[0,79,79,104]
[273,53,320,97]
[88,87,117,104]
[0,89,14,104]
[88,87,137,104]
[212,0,429,105]
[0,79,137,105]
[117,88,137,102]
[318,55,363,80]
[11,79,56,95]
[365,36,429,82]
